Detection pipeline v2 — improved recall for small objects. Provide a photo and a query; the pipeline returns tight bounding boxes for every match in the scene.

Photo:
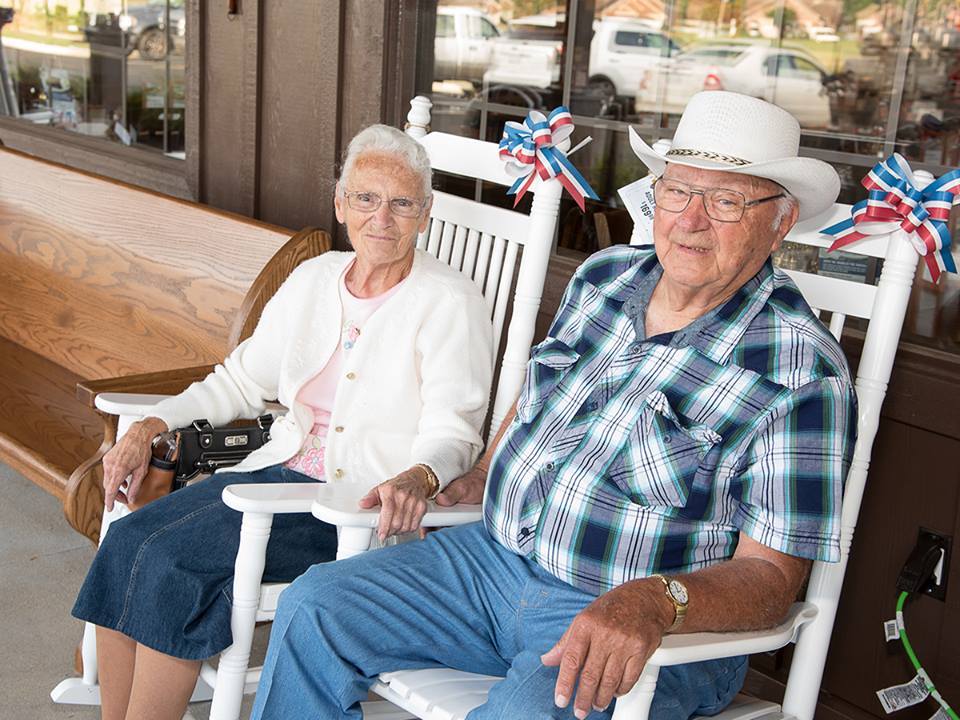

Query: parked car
[482,13,564,90]
[88,0,185,60]
[807,26,840,42]
[433,6,500,85]
[482,14,680,98]
[587,18,682,97]
[635,43,832,127]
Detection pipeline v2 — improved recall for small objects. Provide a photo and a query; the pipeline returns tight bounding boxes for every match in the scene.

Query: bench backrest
[0,148,293,380]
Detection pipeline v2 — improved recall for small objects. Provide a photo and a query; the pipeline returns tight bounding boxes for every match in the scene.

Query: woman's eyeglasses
[342,190,427,219]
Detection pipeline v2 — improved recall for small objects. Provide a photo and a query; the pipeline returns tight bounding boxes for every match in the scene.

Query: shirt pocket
[608,390,721,508]
[516,337,580,423]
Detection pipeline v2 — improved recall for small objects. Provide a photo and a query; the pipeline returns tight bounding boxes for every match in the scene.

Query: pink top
[284,263,407,480]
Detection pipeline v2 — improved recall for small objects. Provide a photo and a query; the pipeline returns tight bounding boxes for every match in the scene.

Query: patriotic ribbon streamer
[821,153,960,283]
[498,107,599,211]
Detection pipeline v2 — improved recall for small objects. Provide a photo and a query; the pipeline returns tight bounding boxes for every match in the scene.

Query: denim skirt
[72,465,338,660]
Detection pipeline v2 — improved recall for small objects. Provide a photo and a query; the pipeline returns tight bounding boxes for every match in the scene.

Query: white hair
[339,124,432,198]
[771,192,798,231]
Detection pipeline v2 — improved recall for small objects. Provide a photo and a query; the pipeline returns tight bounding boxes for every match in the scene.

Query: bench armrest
[77,364,216,407]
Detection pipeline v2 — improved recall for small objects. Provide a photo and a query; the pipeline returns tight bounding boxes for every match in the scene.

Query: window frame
[0,0,197,200]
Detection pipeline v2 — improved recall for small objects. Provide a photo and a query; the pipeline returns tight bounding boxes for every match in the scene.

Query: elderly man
[251,91,856,720]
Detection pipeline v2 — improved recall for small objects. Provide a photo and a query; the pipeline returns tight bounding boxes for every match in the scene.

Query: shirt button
[334,426,344,433]
[544,461,555,472]
[345,372,356,380]
[334,468,344,478]
[518,527,532,540]
[663,434,673,443]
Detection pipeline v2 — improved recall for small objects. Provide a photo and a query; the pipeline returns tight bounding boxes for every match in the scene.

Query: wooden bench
[0,146,331,542]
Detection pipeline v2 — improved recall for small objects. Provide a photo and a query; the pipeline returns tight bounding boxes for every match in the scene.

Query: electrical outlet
[919,528,951,602]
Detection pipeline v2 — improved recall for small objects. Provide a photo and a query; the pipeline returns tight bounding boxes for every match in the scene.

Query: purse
[126,414,275,510]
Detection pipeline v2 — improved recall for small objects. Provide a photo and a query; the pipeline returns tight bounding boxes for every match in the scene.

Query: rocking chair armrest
[647,602,818,667]
[94,392,175,418]
[311,483,482,528]
[222,482,484,527]
[222,482,321,515]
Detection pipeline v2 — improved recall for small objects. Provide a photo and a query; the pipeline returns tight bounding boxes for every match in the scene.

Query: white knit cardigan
[150,250,494,488]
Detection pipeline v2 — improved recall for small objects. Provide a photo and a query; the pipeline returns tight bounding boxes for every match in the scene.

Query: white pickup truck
[433,6,500,85]
[482,15,680,98]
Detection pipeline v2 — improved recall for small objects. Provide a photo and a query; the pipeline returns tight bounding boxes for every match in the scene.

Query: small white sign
[618,175,656,246]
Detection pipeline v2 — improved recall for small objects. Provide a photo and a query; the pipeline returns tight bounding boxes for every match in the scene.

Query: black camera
[173,414,274,485]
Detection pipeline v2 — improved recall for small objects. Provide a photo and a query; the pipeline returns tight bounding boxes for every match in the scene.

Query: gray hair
[771,193,798,231]
[339,124,432,198]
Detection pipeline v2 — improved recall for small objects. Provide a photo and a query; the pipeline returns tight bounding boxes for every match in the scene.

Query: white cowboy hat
[629,91,840,220]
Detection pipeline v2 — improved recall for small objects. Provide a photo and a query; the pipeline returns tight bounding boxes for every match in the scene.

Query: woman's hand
[102,416,169,512]
[358,467,433,542]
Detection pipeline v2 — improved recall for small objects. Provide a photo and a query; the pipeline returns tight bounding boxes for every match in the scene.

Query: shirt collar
[618,253,776,364]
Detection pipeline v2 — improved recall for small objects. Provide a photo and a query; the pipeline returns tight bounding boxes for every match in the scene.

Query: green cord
[895,591,959,720]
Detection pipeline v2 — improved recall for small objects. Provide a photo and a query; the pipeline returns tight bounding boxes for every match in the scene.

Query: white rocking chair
[316,185,930,720]
[51,94,564,720]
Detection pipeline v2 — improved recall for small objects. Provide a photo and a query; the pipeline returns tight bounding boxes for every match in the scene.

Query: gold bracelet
[414,463,440,499]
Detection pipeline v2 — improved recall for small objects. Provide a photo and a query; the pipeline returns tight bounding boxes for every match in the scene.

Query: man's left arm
[542,536,809,718]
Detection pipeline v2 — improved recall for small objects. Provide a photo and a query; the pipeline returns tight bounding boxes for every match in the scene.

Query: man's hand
[359,467,432,542]
[434,463,487,507]
[102,416,169,512]
[540,579,674,719]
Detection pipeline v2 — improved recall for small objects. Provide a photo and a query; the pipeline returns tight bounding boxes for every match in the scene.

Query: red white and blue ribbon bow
[498,107,599,211]
[821,153,960,283]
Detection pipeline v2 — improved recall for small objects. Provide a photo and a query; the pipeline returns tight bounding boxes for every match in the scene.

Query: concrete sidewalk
[0,464,257,719]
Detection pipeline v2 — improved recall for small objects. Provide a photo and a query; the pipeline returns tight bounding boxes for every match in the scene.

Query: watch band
[651,573,688,632]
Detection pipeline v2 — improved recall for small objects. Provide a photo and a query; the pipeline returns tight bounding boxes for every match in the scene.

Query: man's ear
[334,183,346,224]
[770,200,800,253]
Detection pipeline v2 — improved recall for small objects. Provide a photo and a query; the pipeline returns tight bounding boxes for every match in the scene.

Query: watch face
[668,580,688,605]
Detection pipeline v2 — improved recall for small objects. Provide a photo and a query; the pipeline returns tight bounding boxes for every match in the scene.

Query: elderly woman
[71,124,494,720]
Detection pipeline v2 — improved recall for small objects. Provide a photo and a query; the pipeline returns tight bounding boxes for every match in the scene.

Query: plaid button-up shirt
[483,246,857,595]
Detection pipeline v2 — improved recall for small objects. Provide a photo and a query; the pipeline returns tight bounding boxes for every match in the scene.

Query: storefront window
[0,0,185,157]
[414,0,960,349]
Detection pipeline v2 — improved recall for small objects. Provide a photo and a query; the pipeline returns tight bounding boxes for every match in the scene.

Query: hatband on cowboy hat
[629,91,840,220]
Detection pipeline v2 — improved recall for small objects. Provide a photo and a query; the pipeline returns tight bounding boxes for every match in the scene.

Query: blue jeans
[72,465,337,659]
[251,522,747,719]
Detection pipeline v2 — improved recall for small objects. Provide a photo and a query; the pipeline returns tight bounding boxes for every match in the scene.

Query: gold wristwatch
[651,574,688,632]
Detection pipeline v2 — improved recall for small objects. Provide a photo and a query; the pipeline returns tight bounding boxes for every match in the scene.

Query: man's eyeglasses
[652,178,784,223]
[342,190,427,219]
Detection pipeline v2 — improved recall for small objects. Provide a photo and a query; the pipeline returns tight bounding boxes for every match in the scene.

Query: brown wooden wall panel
[340,0,387,150]
[823,417,960,719]
[199,0,260,216]
[256,0,342,232]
